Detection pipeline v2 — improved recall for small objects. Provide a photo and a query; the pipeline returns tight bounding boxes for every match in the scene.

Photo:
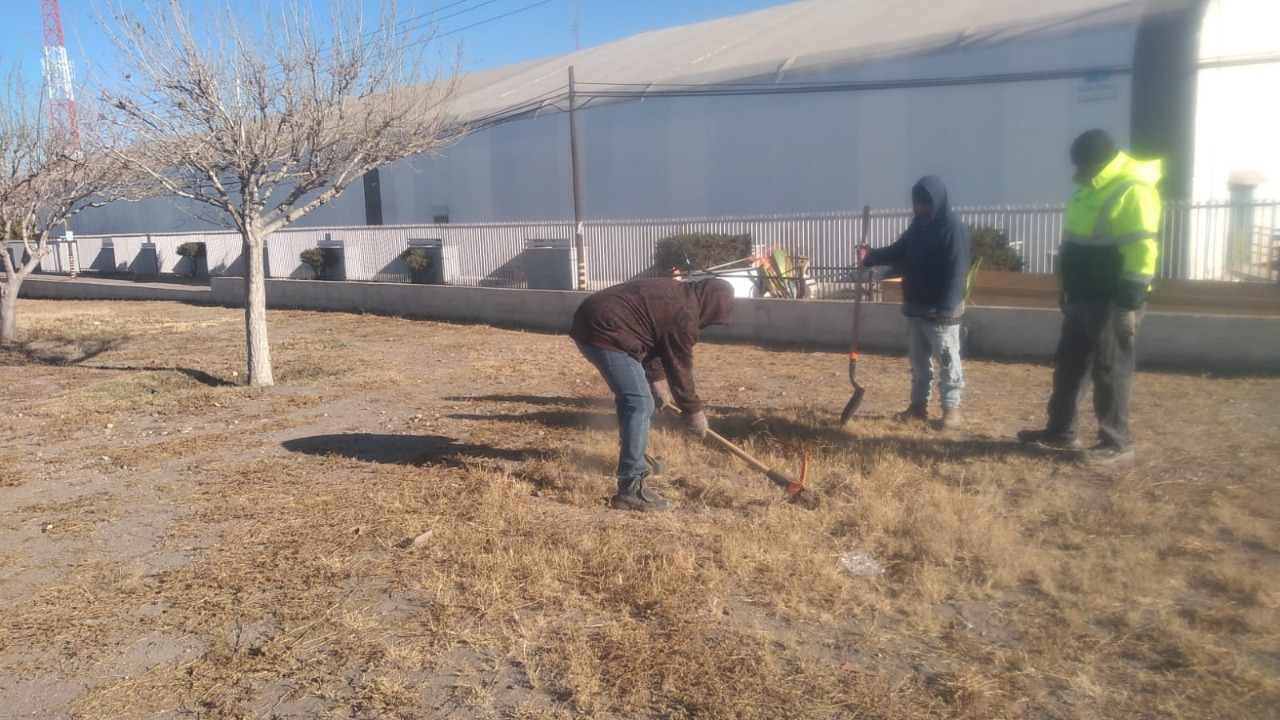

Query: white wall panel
[1193,0,1280,201]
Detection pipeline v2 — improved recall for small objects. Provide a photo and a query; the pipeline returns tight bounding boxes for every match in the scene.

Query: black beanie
[1070,129,1118,166]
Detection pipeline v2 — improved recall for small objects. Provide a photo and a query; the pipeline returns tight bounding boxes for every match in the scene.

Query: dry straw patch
[0,299,1276,719]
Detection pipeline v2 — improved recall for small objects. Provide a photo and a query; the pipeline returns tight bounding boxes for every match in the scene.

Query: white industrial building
[74,0,1279,235]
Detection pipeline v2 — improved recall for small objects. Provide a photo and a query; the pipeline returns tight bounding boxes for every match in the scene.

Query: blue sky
[5,0,795,85]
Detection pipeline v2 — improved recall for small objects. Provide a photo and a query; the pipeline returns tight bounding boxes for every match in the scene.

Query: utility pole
[568,65,586,290]
[571,0,580,50]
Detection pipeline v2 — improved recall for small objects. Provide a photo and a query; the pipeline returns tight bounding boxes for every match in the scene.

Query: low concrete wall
[707,296,1280,372]
[211,278,1277,373]
[908,272,1280,316]
[17,275,1279,373]
[19,276,212,303]
[208,277,583,333]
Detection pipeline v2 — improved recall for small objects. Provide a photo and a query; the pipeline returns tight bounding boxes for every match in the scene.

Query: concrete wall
[209,277,583,333]
[17,276,1279,374]
[20,277,212,304]
[207,278,1277,373]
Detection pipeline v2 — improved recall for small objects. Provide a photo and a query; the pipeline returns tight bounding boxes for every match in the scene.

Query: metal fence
[43,199,1280,290]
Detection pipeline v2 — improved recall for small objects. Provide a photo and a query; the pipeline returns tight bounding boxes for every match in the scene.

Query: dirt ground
[1,298,1278,719]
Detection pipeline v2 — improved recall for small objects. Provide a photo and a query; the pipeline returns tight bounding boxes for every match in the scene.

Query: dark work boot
[1017,428,1082,450]
[896,403,929,422]
[1081,443,1135,467]
[612,478,673,512]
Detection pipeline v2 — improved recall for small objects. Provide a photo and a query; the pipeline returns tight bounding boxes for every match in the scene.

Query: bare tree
[0,66,128,344]
[100,0,462,386]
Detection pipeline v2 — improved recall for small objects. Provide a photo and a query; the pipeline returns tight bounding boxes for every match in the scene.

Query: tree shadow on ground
[78,364,236,387]
[0,337,122,366]
[282,433,547,468]
[445,393,1071,465]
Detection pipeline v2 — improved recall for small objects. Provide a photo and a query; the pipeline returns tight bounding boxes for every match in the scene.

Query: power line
[462,84,569,131]
[315,0,511,53]
[573,65,1136,98]
[113,0,559,111]
[282,0,527,74]
[438,0,559,38]
[265,0,559,78]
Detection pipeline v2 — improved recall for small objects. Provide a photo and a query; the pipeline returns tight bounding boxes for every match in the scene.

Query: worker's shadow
[706,410,1072,463]
[281,433,547,468]
[839,432,1072,464]
[81,364,235,387]
[445,393,1068,464]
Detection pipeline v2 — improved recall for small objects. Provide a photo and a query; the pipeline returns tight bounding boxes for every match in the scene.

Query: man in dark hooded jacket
[571,277,735,512]
[858,176,972,428]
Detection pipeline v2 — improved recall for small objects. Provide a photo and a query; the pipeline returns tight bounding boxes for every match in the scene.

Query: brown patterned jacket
[571,278,734,414]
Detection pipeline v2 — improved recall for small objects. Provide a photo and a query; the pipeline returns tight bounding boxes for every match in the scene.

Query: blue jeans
[575,342,653,493]
[906,317,964,409]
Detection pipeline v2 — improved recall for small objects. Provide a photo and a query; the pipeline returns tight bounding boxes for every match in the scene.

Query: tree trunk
[1,246,45,344]
[242,230,274,386]
[0,279,18,344]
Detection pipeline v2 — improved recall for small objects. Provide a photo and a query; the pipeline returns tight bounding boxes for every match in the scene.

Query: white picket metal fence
[31,200,1280,289]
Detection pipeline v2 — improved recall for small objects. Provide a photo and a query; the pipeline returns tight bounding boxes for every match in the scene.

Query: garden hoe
[840,205,871,424]
[670,407,809,498]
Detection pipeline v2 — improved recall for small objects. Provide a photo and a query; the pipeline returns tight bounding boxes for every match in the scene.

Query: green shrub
[400,247,435,284]
[654,233,752,275]
[300,247,340,280]
[969,226,1024,272]
[176,242,206,277]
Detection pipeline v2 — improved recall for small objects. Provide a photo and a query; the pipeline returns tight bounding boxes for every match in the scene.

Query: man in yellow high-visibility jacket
[1019,129,1161,465]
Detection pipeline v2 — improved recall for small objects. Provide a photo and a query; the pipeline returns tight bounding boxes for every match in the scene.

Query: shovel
[840,206,871,424]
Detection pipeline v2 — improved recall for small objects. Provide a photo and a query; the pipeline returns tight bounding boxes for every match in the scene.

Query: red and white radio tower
[40,0,80,144]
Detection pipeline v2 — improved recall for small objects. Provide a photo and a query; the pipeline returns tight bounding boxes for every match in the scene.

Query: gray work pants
[1045,301,1141,450]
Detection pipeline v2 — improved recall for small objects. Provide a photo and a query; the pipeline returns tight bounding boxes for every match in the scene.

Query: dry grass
[0,298,1277,719]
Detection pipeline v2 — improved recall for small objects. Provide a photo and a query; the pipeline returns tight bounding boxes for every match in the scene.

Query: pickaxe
[670,406,809,497]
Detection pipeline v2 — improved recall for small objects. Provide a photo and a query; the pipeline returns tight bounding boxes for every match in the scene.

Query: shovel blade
[839,385,867,424]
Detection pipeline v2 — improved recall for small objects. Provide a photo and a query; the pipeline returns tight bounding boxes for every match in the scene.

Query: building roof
[449,0,1161,123]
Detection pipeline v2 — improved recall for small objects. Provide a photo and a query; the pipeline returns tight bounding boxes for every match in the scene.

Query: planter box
[881,271,1280,315]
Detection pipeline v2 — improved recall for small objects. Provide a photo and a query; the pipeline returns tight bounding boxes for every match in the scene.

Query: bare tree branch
[97,0,463,385]
[0,63,139,342]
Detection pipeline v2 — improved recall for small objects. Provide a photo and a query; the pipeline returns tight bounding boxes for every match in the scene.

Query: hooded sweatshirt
[1060,151,1162,308]
[571,277,734,414]
[864,176,972,319]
